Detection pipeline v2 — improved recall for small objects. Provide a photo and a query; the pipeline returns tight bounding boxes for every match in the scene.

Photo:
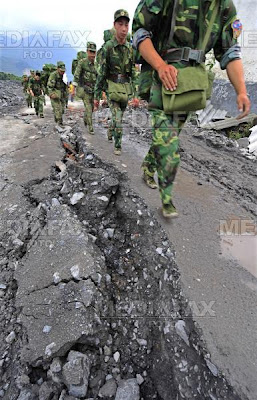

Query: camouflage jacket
[47,70,67,98]
[41,72,49,91]
[96,29,116,76]
[94,37,134,100]
[73,57,97,94]
[28,79,44,96]
[132,0,241,69]
[28,76,35,87]
[22,80,29,92]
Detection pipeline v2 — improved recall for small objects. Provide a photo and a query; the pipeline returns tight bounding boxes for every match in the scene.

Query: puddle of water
[221,235,257,278]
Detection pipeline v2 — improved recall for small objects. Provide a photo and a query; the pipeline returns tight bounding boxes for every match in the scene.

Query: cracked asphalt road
[0,94,256,399]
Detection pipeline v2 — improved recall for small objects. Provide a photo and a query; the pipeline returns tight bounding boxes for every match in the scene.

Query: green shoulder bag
[162,63,209,113]
[108,80,132,104]
[162,0,219,113]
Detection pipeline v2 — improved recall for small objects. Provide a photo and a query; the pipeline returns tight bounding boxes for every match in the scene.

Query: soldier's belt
[108,74,130,84]
[163,47,205,64]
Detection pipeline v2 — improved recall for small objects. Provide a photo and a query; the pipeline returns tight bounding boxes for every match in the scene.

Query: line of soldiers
[22,69,47,118]
[22,63,69,124]
[21,1,250,218]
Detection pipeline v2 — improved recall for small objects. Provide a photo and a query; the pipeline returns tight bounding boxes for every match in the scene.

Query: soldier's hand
[157,63,178,91]
[237,93,251,119]
[50,93,57,99]
[94,100,99,111]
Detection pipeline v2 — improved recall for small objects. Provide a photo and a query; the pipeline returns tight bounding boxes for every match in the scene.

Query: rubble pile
[0,116,244,399]
[0,80,24,113]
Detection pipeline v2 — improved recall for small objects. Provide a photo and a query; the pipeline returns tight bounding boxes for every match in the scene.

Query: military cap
[57,61,66,71]
[22,74,27,78]
[30,69,35,73]
[87,41,97,52]
[114,9,130,22]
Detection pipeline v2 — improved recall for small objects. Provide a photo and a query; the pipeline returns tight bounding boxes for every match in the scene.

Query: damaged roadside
[0,86,245,399]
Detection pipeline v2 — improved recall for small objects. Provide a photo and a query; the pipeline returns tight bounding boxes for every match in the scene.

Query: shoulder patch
[231,19,243,39]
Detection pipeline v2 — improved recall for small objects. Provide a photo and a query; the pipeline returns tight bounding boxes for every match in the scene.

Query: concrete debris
[105,228,115,238]
[201,113,257,131]
[175,320,190,347]
[205,359,219,377]
[237,137,250,149]
[97,196,109,202]
[136,374,144,385]
[70,192,85,205]
[53,272,61,284]
[0,284,7,290]
[115,379,140,400]
[98,378,117,398]
[52,198,61,207]
[248,125,257,155]
[210,79,257,117]
[43,325,52,334]
[63,351,91,398]
[0,81,24,113]
[56,160,67,173]
[113,352,120,363]
[70,265,81,280]
[5,331,16,343]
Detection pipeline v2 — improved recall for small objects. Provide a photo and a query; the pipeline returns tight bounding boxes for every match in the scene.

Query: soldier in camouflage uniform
[28,70,35,84]
[47,61,67,126]
[133,0,250,217]
[22,75,33,108]
[28,71,45,117]
[94,10,134,155]
[41,64,56,98]
[96,29,116,140]
[96,29,116,76]
[73,42,97,134]
[28,70,35,107]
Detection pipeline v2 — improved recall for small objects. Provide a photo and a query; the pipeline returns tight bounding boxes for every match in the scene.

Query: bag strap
[167,0,179,44]
[198,0,220,51]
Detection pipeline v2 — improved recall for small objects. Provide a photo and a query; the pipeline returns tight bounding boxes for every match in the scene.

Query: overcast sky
[0,0,140,49]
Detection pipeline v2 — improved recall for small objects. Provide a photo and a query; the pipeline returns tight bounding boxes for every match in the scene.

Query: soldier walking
[94,10,134,155]
[22,75,33,108]
[28,70,35,107]
[132,0,250,217]
[47,61,67,126]
[96,29,116,140]
[73,42,97,134]
[28,71,45,118]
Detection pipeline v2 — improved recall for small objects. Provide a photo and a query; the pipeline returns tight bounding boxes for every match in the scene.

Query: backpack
[42,64,57,87]
[72,51,87,75]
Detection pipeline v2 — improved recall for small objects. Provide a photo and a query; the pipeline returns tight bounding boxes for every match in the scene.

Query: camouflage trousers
[34,95,44,116]
[25,92,33,108]
[82,93,94,133]
[50,98,66,124]
[109,100,127,149]
[143,76,188,206]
